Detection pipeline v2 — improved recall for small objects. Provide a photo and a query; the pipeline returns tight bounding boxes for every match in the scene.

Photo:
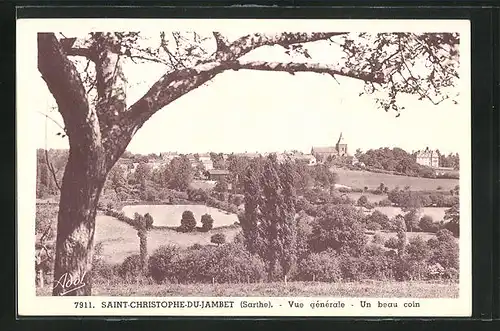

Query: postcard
[17,18,471,317]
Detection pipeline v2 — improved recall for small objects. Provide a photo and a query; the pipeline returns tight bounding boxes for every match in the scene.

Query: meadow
[373,206,447,223]
[122,204,239,228]
[334,168,459,191]
[37,280,458,298]
[95,212,446,266]
[95,215,240,264]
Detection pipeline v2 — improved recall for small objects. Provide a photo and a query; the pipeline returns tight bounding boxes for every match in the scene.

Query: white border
[16,18,471,317]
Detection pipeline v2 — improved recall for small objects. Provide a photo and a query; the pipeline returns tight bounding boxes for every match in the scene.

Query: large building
[311,132,348,160]
[415,147,440,168]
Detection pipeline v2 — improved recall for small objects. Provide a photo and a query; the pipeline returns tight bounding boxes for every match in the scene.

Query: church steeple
[336,132,347,156]
[337,132,345,145]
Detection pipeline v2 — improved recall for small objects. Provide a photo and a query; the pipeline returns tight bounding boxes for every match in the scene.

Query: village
[114,133,458,185]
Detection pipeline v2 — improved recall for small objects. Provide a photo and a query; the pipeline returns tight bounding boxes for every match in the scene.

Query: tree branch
[212,32,230,60]
[38,33,91,136]
[232,60,387,84]
[226,32,347,61]
[60,37,95,60]
[38,32,104,159]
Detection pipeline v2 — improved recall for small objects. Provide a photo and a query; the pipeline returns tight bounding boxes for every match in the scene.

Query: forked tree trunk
[52,147,107,296]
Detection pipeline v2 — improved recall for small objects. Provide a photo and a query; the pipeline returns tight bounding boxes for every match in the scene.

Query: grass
[190,180,217,190]
[95,215,240,264]
[333,168,459,191]
[373,207,447,223]
[37,280,458,298]
[121,204,239,227]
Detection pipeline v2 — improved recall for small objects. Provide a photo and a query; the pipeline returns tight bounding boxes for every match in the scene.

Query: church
[311,133,348,159]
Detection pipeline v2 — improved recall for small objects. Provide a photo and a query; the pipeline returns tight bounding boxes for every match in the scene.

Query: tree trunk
[52,148,107,296]
[138,229,148,274]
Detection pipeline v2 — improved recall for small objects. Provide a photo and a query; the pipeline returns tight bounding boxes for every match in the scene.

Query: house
[415,147,440,168]
[199,154,214,170]
[311,132,348,160]
[207,169,231,181]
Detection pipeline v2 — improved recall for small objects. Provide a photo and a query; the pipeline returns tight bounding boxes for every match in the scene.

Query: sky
[26,30,468,156]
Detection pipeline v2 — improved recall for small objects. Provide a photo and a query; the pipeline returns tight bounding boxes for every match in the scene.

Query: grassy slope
[95,215,240,264]
[334,168,459,191]
[37,281,458,298]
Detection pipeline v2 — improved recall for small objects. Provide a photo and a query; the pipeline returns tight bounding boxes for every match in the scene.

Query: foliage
[149,244,266,284]
[419,215,439,233]
[443,203,459,237]
[357,195,368,207]
[163,156,194,191]
[210,233,226,246]
[200,213,214,232]
[372,233,385,245]
[310,164,338,189]
[309,204,367,257]
[428,229,459,269]
[404,209,421,232]
[179,210,197,232]
[148,245,181,283]
[118,255,143,281]
[239,155,298,279]
[296,250,342,282]
[384,237,399,250]
[366,210,391,230]
[214,178,229,193]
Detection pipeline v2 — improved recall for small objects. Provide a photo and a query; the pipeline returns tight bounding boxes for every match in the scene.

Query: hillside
[333,167,459,191]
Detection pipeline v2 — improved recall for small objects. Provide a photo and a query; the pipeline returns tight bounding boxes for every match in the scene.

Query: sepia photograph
[17,18,471,316]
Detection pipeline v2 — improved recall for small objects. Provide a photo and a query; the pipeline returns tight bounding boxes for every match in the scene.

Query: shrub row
[148,243,266,284]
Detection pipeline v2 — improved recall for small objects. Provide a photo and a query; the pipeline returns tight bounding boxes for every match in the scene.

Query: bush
[384,237,399,250]
[209,244,267,283]
[356,245,398,281]
[443,267,459,281]
[366,222,382,231]
[164,244,266,284]
[92,259,120,284]
[357,195,368,207]
[179,210,197,232]
[309,204,367,257]
[406,236,431,262]
[231,194,244,206]
[211,233,226,246]
[366,210,391,230]
[428,229,459,269]
[200,214,214,232]
[296,250,342,282]
[144,213,154,229]
[378,198,392,207]
[148,245,180,283]
[119,255,143,280]
[419,215,438,233]
[372,233,385,245]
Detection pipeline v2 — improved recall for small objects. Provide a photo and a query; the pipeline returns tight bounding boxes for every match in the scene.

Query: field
[37,280,458,298]
[334,168,459,191]
[95,215,240,264]
[122,204,239,228]
[190,179,217,190]
[373,207,447,223]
